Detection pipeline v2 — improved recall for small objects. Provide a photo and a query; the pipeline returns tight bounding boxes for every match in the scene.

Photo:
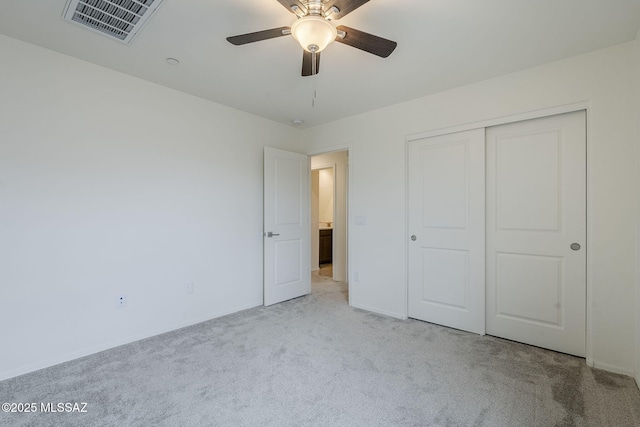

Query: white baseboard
[350,302,405,320]
[0,300,262,382]
[589,360,636,377]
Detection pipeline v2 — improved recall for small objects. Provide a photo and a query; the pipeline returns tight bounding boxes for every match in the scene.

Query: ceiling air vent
[63,0,166,44]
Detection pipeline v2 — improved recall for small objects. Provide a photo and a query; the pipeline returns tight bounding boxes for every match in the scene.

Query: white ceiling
[1,0,639,128]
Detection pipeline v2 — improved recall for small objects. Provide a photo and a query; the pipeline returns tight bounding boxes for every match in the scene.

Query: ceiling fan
[226,0,397,77]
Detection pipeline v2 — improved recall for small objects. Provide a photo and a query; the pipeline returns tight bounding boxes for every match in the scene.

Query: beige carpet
[318,264,333,278]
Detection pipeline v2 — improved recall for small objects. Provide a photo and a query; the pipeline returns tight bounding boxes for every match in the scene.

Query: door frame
[307,144,352,306]
[405,101,593,367]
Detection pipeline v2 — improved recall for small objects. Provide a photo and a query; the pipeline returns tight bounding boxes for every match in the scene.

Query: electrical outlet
[117,294,127,308]
[354,272,360,282]
[186,282,195,295]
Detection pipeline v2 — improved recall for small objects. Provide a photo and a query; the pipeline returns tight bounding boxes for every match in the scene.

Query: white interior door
[408,129,485,335]
[486,111,586,357]
[264,147,310,306]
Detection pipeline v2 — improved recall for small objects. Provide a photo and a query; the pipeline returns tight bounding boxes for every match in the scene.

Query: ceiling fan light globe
[291,16,337,53]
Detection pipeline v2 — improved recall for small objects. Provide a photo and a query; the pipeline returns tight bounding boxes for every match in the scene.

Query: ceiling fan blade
[275,0,307,15]
[325,0,370,20]
[302,51,321,77]
[335,25,397,58]
[226,27,291,45]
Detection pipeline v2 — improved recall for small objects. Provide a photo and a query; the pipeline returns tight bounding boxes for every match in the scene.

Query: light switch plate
[355,216,367,225]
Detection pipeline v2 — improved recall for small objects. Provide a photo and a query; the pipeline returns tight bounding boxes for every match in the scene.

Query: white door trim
[405,103,592,365]
[406,101,590,141]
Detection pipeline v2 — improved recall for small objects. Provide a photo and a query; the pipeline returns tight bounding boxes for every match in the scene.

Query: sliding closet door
[485,111,586,357]
[408,129,485,335]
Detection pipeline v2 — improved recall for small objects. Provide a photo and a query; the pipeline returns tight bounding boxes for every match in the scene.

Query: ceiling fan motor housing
[303,0,325,16]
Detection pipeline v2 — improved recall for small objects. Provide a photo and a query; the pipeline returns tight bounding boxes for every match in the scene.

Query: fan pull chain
[312,51,317,76]
[311,52,318,108]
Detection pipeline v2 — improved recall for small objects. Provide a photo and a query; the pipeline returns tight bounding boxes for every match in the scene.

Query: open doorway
[310,150,349,302]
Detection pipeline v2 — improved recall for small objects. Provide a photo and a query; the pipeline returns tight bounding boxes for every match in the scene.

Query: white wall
[0,34,301,381]
[318,169,334,225]
[311,151,349,282]
[304,42,638,375]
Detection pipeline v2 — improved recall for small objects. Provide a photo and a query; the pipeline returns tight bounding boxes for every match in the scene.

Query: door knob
[266,232,280,238]
[411,235,417,241]
[570,243,581,251]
